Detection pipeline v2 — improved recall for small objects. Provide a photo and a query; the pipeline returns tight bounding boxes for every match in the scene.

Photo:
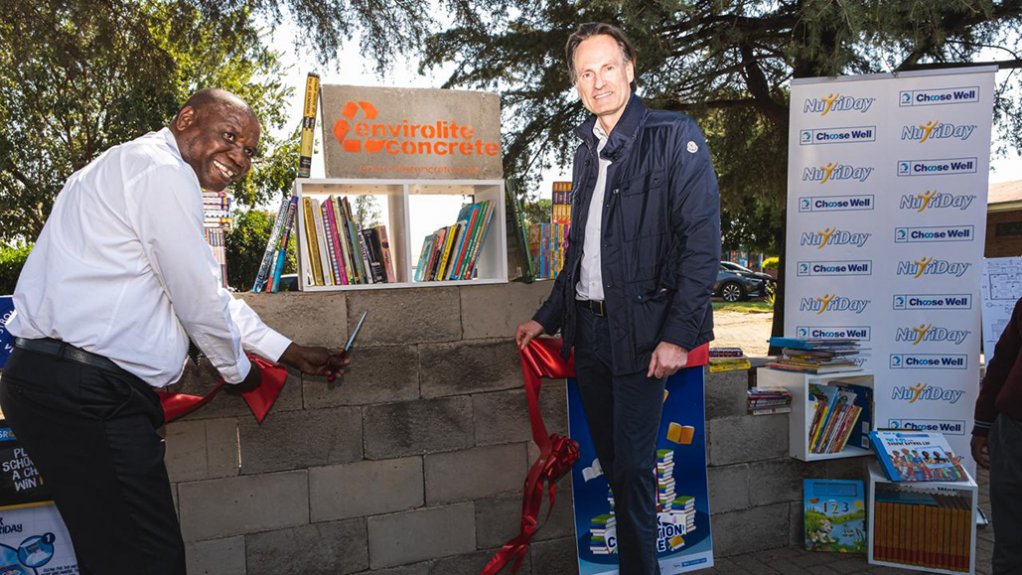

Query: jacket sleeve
[973,296,1022,436]
[659,118,721,350]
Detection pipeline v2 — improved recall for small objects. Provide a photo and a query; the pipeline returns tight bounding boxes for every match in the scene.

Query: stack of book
[414,199,495,282]
[203,191,232,288]
[709,346,751,373]
[806,381,873,453]
[530,181,572,279]
[747,387,792,415]
[300,195,395,287]
[767,337,862,374]
[589,514,616,555]
[872,482,972,571]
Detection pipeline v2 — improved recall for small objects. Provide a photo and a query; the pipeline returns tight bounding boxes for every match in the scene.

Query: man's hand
[516,320,545,349]
[971,435,991,469]
[279,343,351,381]
[647,341,689,379]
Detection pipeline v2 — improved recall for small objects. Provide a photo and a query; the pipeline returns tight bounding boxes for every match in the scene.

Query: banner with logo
[568,367,713,574]
[0,296,13,368]
[319,85,502,180]
[0,425,79,574]
[786,67,997,470]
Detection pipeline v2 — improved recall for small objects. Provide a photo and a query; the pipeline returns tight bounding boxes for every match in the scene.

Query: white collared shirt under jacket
[7,128,291,387]
[576,122,611,302]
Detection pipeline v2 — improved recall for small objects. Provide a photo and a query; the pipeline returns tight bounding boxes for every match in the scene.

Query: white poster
[786,67,997,471]
[980,257,1022,362]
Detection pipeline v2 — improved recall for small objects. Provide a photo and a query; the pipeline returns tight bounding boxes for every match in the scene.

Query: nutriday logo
[803,93,876,115]
[891,383,965,405]
[895,257,971,279]
[799,294,870,315]
[894,323,970,346]
[899,191,976,212]
[802,162,874,184]
[799,228,871,249]
[900,121,977,143]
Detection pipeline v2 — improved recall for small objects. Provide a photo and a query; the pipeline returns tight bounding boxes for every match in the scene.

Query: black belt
[577,299,607,317]
[15,337,124,374]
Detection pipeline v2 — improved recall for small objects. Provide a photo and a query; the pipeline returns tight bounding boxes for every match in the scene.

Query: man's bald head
[171,88,261,192]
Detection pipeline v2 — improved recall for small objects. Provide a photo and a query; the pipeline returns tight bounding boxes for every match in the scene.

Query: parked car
[720,261,776,285]
[714,263,769,302]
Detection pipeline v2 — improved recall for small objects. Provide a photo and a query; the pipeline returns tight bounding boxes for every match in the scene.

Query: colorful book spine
[311,197,333,286]
[269,196,298,292]
[375,225,397,283]
[302,197,324,286]
[252,197,290,291]
[323,198,349,285]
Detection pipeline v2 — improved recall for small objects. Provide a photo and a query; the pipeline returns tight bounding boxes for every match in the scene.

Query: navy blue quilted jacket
[533,95,721,375]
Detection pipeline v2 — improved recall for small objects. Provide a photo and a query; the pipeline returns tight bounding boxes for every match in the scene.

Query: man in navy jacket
[516,22,720,574]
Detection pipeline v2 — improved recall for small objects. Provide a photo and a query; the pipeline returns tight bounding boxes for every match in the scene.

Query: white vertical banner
[785,67,997,471]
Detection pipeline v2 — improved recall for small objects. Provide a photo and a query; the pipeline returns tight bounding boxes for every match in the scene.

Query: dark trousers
[990,413,1022,575]
[0,346,185,575]
[574,302,665,575]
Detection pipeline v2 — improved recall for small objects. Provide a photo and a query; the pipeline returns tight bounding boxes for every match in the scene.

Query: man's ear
[173,106,197,132]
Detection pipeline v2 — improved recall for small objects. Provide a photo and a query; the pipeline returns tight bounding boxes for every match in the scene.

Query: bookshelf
[294,178,507,291]
[867,460,976,574]
[756,367,875,462]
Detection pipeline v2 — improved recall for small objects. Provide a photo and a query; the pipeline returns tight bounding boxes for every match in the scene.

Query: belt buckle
[593,300,605,317]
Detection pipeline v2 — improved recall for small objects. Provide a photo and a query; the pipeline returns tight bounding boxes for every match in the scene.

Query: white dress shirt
[7,128,291,387]
[576,123,611,302]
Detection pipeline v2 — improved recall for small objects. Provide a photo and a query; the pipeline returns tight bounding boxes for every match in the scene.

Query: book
[269,196,298,292]
[869,431,968,483]
[311,197,333,286]
[322,198,348,285]
[302,197,324,286]
[803,479,865,553]
[462,199,495,279]
[252,197,290,291]
[374,225,397,283]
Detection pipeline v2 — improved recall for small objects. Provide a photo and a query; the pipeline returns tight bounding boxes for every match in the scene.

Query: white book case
[756,367,875,461]
[867,460,977,574]
[293,178,507,291]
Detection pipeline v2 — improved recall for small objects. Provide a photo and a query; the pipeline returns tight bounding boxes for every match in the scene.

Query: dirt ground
[711,310,773,357]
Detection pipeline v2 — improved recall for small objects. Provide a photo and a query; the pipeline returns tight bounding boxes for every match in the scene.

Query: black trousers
[574,302,666,575]
[990,413,1022,575]
[0,346,185,575]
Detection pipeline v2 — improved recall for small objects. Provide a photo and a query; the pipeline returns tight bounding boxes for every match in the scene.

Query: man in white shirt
[0,89,349,575]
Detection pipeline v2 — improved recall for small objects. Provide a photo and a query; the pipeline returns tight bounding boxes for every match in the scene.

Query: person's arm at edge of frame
[648,116,721,379]
[972,296,1022,468]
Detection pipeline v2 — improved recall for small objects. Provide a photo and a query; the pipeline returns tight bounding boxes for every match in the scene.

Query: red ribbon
[157,356,288,424]
[481,339,709,574]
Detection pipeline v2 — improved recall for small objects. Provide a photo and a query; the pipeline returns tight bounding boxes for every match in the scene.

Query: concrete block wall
[166,282,866,573]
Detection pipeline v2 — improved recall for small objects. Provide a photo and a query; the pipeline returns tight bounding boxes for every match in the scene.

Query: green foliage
[418,0,1022,248]
[225,208,297,291]
[0,243,32,295]
[0,0,294,243]
[522,198,553,227]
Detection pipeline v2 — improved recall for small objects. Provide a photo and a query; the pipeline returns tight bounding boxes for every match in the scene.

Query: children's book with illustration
[803,479,866,553]
[869,431,968,483]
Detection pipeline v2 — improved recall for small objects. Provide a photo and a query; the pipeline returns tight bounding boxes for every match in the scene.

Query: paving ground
[711,309,995,574]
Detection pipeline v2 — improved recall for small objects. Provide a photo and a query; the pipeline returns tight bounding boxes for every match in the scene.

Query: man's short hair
[565,22,638,90]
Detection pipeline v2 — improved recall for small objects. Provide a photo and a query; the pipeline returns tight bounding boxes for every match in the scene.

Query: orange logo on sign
[331,100,500,157]
[333,101,379,152]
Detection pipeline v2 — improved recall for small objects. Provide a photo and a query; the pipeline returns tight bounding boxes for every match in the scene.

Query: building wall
[986,209,1022,258]
[166,284,863,574]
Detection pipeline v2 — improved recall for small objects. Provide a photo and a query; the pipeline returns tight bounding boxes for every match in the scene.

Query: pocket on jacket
[619,170,668,240]
[629,279,672,353]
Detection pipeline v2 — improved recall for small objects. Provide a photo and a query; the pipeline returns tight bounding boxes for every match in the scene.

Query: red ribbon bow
[481,338,580,575]
[157,355,288,424]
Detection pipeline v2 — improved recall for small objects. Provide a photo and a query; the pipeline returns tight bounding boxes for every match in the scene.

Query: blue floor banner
[568,367,714,574]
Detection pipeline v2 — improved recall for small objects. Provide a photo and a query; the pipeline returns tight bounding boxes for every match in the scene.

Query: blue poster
[568,367,714,574]
[0,296,13,369]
